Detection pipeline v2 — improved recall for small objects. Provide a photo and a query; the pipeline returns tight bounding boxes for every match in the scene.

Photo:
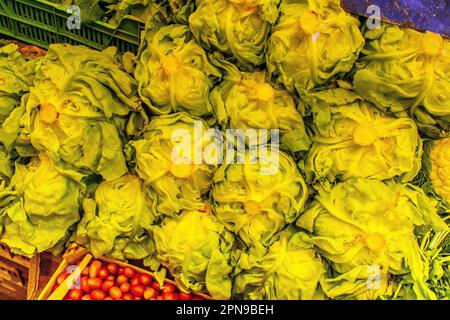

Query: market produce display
[0,0,449,300]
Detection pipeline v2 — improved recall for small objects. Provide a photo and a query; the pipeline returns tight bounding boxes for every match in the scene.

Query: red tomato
[91,289,106,301]
[151,281,162,291]
[56,273,69,285]
[143,288,157,300]
[80,276,90,293]
[106,263,118,276]
[118,267,124,275]
[163,293,179,300]
[138,273,152,286]
[130,277,139,286]
[106,275,115,281]
[109,287,123,299]
[102,279,115,292]
[162,283,175,294]
[98,268,109,280]
[117,274,128,285]
[131,284,145,297]
[87,277,102,290]
[156,296,163,300]
[120,282,130,293]
[179,292,192,300]
[104,296,114,300]
[67,289,83,301]
[134,296,142,300]
[123,266,136,278]
[89,260,102,278]
[122,293,134,300]
[81,294,92,300]
[81,267,89,276]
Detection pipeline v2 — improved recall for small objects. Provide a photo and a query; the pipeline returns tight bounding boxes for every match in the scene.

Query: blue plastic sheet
[341,0,450,37]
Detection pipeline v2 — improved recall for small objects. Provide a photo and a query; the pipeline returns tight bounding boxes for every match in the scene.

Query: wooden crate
[38,244,213,300]
[0,243,61,300]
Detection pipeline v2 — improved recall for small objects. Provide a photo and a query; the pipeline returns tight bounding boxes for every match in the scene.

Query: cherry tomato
[162,293,179,300]
[122,293,134,300]
[98,268,109,280]
[123,266,136,278]
[130,277,139,286]
[56,273,69,285]
[89,260,103,278]
[104,296,114,300]
[131,284,145,297]
[81,294,92,300]
[91,289,106,301]
[120,282,131,293]
[109,287,123,299]
[179,292,192,300]
[143,288,157,300]
[138,274,152,286]
[67,289,83,301]
[162,283,175,294]
[106,263,118,276]
[80,276,90,293]
[151,281,162,291]
[116,275,128,285]
[81,267,89,276]
[106,275,115,282]
[87,277,102,290]
[102,279,115,292]
[156,296,163,300]
[118,267,124,275]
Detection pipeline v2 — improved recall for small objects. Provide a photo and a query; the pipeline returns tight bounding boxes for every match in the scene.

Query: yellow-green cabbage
[0,153,83,256]
[153,209,235,299]
[21,44,145,181]
[211,147,308,253]
[130,112,218,216]
[189,0,281,70]
[353,24,450,138]
[210,60,310,152]
[76,174,159,260]
[304,88,422,188]
[297,178,448,300]
[267,0,364,94]
[233,226,325,300]
[135,24,221,117]
[0,44,36,154]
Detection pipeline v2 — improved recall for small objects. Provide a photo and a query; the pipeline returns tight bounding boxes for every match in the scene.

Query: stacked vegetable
[0,0,449,300]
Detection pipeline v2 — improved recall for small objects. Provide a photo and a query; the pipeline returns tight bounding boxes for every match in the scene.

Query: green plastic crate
[0,0,144,53]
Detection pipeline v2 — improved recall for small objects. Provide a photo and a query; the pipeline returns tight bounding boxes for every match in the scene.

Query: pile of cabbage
[0,0,449,300]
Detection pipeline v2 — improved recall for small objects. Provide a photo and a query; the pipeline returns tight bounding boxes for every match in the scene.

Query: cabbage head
[353,24,450,138]
[210,60,310,152]
[0,44,36,154]
[211,147,308,253]
[76,174,159,260]
[304,88,422,188]
[189,0,281,70]
[233,226,325,300]
[153,209,235,299]
[135,24,221,118]
[297,178,448,300]
[267,0,364,94]
[130,113,218,216]
[22,44,145,181]
[0,153,83,256]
